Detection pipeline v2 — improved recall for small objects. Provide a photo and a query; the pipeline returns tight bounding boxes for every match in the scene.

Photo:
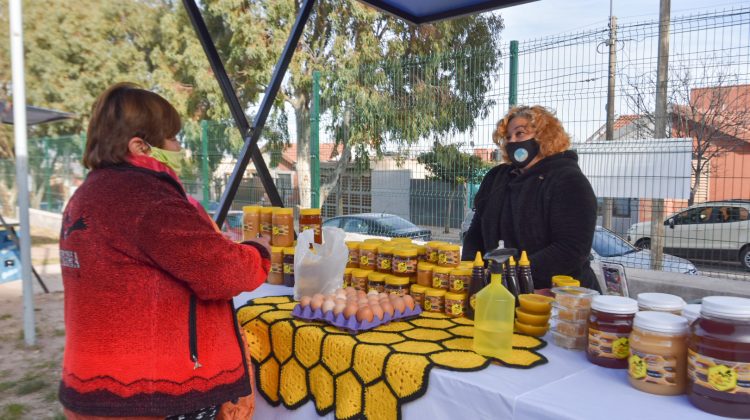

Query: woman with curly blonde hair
[462,106,600,291]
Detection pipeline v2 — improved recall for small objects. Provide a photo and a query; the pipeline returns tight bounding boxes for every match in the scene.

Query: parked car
[460,209,698,274]
[627,200,750,270]
[323,213,431,241]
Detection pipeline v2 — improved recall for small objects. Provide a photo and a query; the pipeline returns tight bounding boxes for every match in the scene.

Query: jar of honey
[415,245,427,262]
[376,244,394,274]
[687,296,750,418]
[410,284,427,308]
[242,205,261,241]
[445,291,467,318]
[358,242,379,271]
[385,275,410,297]
[437,244,461,267]
[637,293,686,315]
[367,271,387,293]
[424,288,446,313]
[259,207,274,239]
[343,267,354,288]
[425,241,445,264]
[629,311,689,396]
[416,262,435,287]
[587,295,638,369]
[272,208,294,247]
[392,247,418,276]
[448,267,472,293]
[346,242,360,268]
[282,247,296,287]
[299,208,322,244]
[351,269,373,291]
[268,246,284,285]
[432,266,452,290]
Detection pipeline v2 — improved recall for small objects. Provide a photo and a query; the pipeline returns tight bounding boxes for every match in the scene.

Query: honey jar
[629,311,689,396]
[259,207,274,239]
[587,295,639,369]
[242,205,261,241]
[376,243,394,273]
[416,262,435,287]
[299,208,322,244]
[424,288,446,313]
[392,247,419,276]
[425,241,445,264]
[437,244,461,267]
[432,266,452,290]
[282,247,296,287]
[351,269,373,291]
[445,292,467,318]
[268,246,284,285]
[410,284,427,308]
[271,207,294,247]
[358,242,379,271]
[346,241,360,269]
[343,267,354,288]
[367,271,387,293]
[385,275,410,297]
[448,267,472,293]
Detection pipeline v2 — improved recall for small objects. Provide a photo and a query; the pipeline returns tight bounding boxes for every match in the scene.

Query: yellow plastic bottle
[472,269,515,359]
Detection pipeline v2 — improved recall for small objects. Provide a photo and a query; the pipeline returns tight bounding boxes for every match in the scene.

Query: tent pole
[9,0,35,346]
[183,0,316,225]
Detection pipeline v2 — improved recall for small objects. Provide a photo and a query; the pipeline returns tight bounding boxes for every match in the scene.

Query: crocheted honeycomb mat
[237,295,547,420]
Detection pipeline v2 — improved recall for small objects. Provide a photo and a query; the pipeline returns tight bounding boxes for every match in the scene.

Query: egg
[335,289,347,300]
[392,297,406,314]
[322,299,335,313]
[343,303,359,319]
[367,289,379,296]
[403,295,416,311]
[381,301,394,317]
[358,298,370,306]
[333,301,347,316]
[370,304,384,321]
[299,296,312,307]
[356,306,374,323]
[357,290,367,299]
[346,287,357,294]
[310,295,324,310]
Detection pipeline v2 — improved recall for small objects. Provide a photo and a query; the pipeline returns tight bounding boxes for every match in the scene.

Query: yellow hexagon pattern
[237,296,547,420]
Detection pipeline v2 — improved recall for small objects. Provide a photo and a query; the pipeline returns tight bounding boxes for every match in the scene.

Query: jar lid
[439,244,461,251]
[445,291,467,300]
[637,293,687,311]
[364,238,385,244]
[634,311,689,335]
[346,241,361,249]
[701,296,750,320]
[591,295,638,314]
[359,242,380,251]
[425,287,447,297]
[352,268,373,277]
[385,275,410,286]
[418,262,435,271]
[415,245,426,254]
[242,205,261,213]
[426,241,446,248]
[344,268,354,274]
[271,246,284,253]
[282,247,296,254]
[273,207,293,215]
[410,284,427,293]
[390,237,413,243]
[433,266,454,274]
[450,267,472,276]
[299,208,321,215]
[368,272,387,281]
[377,244,395,253]
[393,248,418,257]
[681,304,701,323]
[260,207,274,214]
[458,261,473,269]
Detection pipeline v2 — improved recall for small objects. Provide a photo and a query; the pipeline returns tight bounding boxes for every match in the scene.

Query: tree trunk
[293,92,311,209]
[0,182,17,217]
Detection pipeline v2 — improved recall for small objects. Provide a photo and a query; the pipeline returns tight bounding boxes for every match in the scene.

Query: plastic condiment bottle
[681,304,701,325]
[628,311,689,395]
[473,256,514,360]
[503,256,520,301]
[587,295,639,369]
[637,293,687,315]
[687,296,750,418]
[517,251,534,295]
[465,252,486,321]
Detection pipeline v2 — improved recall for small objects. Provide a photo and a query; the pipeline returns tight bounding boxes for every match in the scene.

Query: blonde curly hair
[493,106,571,162]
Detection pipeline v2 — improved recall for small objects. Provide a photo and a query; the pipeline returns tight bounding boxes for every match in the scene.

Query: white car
[627,200,750,270]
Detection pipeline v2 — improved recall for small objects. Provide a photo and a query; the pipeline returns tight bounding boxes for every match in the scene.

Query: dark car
[323,213,431,241]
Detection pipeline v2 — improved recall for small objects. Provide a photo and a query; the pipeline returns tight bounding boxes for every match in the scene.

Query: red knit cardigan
[58,163,270,416]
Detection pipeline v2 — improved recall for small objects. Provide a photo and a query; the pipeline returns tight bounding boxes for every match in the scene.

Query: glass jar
[687,296,750,418]
[416,262,435,287]
[367,272,387,294]
[445,292,467,318]
[272,208,294,247]
[437,244,461,267]
[448,267,472,293]
[415,245,427,262]
[358,242,379,271]
[637,292,686,315]
[432,266,453,290]
[424,288,446,313]
[385,275,410,297]
[268,246,284,285]
[425,241,445,264]
[392,247,419,276]
[299,208,322,244]
[282,247,296,287]
[242,205,261,241]
[351,269,373,291]
[629,311,689,396]
[260,207,274,239]
[376,244,394,274]
[410,284,427,308]
[587,295,639,369]
[343,268,354,288]
[346,242,361,269]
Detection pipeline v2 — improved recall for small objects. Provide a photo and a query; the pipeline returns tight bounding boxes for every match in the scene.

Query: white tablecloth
[234,285,729,420]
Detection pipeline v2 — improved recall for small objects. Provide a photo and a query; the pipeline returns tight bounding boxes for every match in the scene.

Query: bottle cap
[701,296,750,320]
[519,251,530,266]
[591,295,638,315]
[637,293,686,312]
[634,311,689,335]
[473,252,484,267]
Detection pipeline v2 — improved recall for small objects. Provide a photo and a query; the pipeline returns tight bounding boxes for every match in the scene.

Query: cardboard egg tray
[291,303,422,334]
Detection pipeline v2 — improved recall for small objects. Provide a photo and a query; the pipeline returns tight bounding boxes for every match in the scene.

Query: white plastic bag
[293,226,348,300]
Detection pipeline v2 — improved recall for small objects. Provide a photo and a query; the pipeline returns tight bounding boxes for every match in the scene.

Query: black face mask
[505,139,540,169]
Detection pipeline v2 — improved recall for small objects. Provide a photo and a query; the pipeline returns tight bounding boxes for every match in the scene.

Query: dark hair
[83,83,181,169]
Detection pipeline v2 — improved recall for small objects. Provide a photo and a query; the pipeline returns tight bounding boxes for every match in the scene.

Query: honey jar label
[450,278,465,292]
[438,254,447,265]
[429,251,438,262]
[348,254,358,265]
[270,262,283,274]
[379,258,392,270]
[588,328,630,359]
[261,222,272,234]
[688,349,750,395]
[283,263,294,274]
[243,221,256,233]
[360,256,371,266]
[629,349,677,387]
[272,224,291,236]
[446,301,464,316]
[300,224,321,236]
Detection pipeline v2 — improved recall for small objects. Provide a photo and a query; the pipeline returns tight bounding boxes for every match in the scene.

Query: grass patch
[16,377,47,395]
[0,381,15,392]
[2,403,27,420]
[44,389,59,403]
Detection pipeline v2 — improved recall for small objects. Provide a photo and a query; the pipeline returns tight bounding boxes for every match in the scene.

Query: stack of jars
[418,242,471,318]
[550,286,600,350]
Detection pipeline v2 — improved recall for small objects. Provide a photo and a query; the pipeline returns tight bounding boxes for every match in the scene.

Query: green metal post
[509,40,519,107]
[200,120,210,208]
[311,70,321,208]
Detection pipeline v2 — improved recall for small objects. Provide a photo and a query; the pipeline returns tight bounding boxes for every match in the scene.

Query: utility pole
[651,0,671,271]
[602,5,617,231]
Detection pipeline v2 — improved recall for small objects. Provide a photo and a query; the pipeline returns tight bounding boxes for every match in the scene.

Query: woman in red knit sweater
[59,83,270,419]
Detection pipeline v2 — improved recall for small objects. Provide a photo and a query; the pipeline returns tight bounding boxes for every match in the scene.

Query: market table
[234,285,728,420]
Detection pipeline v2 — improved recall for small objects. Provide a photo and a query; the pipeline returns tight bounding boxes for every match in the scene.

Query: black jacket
[461,151,599,290]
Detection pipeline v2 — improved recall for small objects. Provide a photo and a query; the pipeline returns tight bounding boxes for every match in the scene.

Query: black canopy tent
[181,0,535,227]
